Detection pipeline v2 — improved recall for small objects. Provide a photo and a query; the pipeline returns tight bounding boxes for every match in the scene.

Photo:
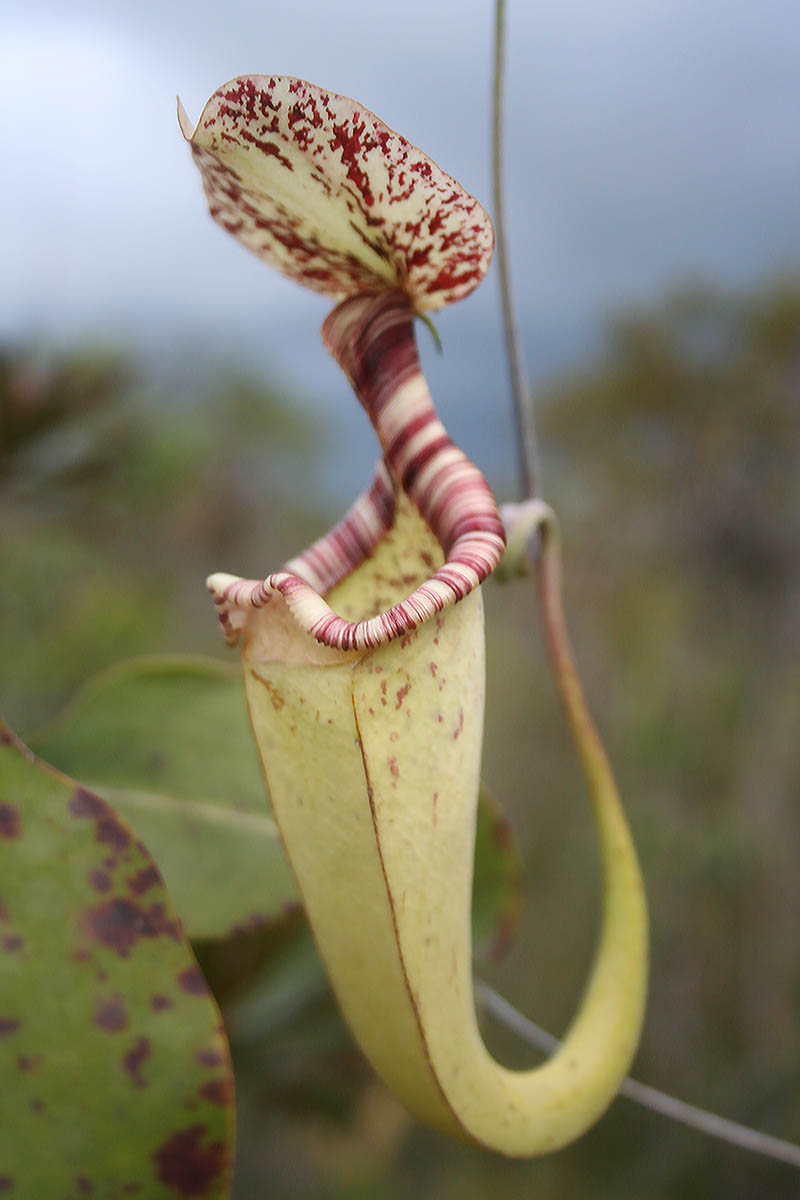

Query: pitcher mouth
[208,291,505,654]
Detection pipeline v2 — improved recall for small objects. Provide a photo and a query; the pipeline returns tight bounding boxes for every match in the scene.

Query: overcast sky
[2,0,799,481]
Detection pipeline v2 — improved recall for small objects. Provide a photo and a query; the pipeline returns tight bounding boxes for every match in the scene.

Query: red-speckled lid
[180,75,494,313]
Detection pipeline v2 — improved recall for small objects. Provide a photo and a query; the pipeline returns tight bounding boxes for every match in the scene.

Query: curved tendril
[208,291,506,652]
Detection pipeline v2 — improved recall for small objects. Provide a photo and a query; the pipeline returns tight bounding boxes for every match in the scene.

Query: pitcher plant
[180,74,647,1156]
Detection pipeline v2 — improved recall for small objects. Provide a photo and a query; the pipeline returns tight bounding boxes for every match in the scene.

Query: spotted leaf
[29,655,298,943]
[0,723,235,1197]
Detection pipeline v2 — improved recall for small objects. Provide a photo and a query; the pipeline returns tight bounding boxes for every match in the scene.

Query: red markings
[196,1049,224,1069]
[83,898,181,959]
[0,804,20,839]
[186,74,493,310]
[153,1124,227,1197]
[424,265,483,294]
[123,1036,151,1089]
[199,1077,233,1107]
[222,77,260,121]
[388,757,400,779]
[16,1054,43,1072]
[127,865,160,896]
[240,129,293,171]
[492,813,515,853]
[395,684,410,710]
[408,246,432,269]
[95,995,128,1033]
[69,788,107,820]
[178,966,209,997]
[453,709,464,741]
[75,1175,94,1195]
[329,121,375,206]
[89,868,112,893]
[70,788,131,853]
[0,1018,20,1037]
[252,674,285,711]
[150,993,173,1014]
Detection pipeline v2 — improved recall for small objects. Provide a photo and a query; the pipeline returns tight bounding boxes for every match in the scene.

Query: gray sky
[2,0,799,482]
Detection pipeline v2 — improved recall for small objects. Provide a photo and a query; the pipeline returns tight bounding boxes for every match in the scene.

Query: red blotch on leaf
[75,1176,94,1195]
[70,788,131,852]
[83,898,181,958]
[16,1054,43,1072]
[178,966,209,997]
[196,1049,224,1069]
[0,1178,13,1193]
[199,1077,233,1107]
[2,935,23,954]
[153,1125,227,1197]
[0,804,21,839]
[228,912,271,938]
[123,1036,151,1088]
[89,868,112,893]
[492,813,515,853]
[95,995,128,1033]
[0,1018,20,1037]
[151,993,173,1013]
[127,865,161,896]
[69,788,107,820]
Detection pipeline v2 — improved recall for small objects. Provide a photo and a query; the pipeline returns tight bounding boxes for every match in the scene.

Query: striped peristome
[185,77,505,651]
[208,290,506,652]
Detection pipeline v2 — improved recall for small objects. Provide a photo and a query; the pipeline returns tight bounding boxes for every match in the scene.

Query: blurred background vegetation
[2,274,799,1197]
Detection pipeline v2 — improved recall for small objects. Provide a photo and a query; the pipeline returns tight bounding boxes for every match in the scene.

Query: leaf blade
[0,724,235,1197]
[29,655,298,942]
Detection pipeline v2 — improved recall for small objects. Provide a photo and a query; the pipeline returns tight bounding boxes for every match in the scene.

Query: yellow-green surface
[241,499,646,1154]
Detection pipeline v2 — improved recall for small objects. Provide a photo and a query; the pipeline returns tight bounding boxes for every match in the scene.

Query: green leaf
[0,723,234,1197]
[30,655,265,809]
[29,655,299,943]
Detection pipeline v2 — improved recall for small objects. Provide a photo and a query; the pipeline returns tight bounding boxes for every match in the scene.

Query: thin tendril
[490,3,799,1172]
[492,0,541,499]
[475,980,800,1170]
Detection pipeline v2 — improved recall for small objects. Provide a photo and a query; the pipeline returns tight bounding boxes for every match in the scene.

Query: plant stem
[492,0,542,499]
